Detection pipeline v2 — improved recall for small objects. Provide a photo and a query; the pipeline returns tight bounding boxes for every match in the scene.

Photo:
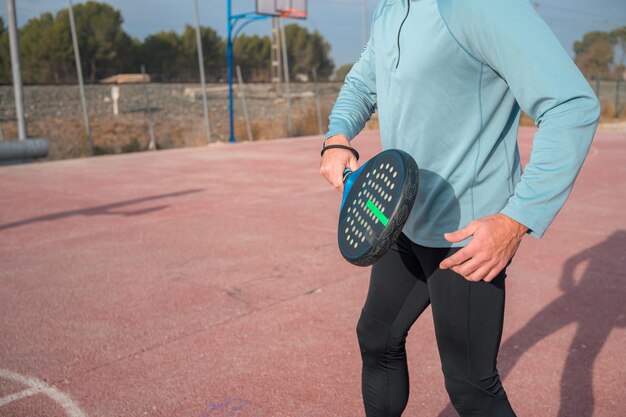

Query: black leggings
[357,232,516,417]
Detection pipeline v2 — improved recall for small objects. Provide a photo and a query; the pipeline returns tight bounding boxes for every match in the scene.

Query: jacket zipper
[395,0,411,69]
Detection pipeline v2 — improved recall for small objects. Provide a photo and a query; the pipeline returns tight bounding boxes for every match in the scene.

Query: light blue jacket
[326,0,600,247]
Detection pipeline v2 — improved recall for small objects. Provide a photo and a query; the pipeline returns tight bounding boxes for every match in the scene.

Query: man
[319,0,600,416]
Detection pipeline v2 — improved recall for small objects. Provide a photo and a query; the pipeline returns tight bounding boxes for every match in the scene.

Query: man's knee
[357,311,388,355]
[443,373,514,416]
[356,311,405,362]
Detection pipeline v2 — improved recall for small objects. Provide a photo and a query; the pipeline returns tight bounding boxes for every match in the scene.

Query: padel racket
[338,149,419,267]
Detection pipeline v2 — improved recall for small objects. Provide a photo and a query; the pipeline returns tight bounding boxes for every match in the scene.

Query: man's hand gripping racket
[320,137,419,267]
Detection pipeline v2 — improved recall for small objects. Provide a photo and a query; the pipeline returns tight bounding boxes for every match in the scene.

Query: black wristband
[320,144,360,161]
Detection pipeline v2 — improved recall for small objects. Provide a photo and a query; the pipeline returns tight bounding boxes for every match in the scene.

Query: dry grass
[366,113,380,130]
[520,112,535,127]
[11,98,622,162]
[599,100,625,122]
[233,104,381,142]
[234,115,287,141]
[234,104,340,141]
[293,107,323,137]
[1,113,211,160]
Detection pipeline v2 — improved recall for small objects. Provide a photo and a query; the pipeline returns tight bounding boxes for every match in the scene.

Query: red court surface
[0,127,624,417]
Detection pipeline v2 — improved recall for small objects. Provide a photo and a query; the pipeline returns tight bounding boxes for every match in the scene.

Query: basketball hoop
[256,0,308,19]
[279,8,307,19]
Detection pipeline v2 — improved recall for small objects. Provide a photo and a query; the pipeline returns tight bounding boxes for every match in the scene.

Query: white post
[279,19,292,136]
[111,86,120,116]
[141,65,156,151]
[193,0,212,144]
[270,17,282,95]
[68,0,93,155]
[313,67,323,135]
[236,65,253,141]
[6,0,26,140]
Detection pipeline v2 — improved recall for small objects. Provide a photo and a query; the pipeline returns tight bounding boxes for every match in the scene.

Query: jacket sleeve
[325,34,377,142]
[442,0,601,238]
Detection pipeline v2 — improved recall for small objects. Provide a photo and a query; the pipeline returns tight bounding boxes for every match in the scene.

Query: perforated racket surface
[338,149,419,267]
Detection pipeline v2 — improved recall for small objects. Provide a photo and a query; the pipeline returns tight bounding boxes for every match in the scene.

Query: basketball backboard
[256,0,307,19]
[256,0,279,16]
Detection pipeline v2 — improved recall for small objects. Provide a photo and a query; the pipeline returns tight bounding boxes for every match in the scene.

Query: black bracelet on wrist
[320,144,360,161]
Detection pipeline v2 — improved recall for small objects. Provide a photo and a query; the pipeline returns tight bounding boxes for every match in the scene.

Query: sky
[1,0,625,68]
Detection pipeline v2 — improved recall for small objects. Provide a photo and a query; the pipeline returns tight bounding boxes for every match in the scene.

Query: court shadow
[402,169,461,243]
[436,230,626,416]
[0,188,204,231]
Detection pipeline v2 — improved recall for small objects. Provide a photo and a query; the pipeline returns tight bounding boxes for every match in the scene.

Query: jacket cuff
[324,121,357,143]
[499,205,547,239]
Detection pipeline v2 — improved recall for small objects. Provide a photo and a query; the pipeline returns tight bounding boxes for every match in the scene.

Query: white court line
[0,387,41,406]
[0,368,87,417]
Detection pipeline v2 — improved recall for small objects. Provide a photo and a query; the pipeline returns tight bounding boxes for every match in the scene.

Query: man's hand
[439,214,529,282]
[319,134,359,193]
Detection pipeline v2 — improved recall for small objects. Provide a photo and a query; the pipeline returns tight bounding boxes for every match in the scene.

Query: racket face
[338,149,418,267]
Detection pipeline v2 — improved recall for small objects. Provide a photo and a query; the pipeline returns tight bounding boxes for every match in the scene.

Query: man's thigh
[426,261,507,381]
[361,232,431,326]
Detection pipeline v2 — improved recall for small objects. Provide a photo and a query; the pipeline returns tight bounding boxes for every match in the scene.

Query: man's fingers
[444,221,480,243]
[337,158,359,192]
[483,262,507,282]
[319,149,358,193]
[320,164,340,191]
[349,157,359,172]
[440,246,473,270]
[334,162,348,192]
[465,265,492,282]
[451,257,483,278]
[335,178,344,192]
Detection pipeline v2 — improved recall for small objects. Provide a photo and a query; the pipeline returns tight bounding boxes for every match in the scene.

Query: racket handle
[342,168,353,184]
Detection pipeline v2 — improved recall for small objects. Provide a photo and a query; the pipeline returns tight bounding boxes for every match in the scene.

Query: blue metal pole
[227,0,236,142]
[226,7,269,144]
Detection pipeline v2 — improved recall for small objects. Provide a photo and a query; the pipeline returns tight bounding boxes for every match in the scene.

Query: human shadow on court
[436,230,626,417]
[0,188,204,231]
[403,169,461,242]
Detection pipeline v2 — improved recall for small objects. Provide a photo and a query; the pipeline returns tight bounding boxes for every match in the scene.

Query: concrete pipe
[0,138,49,162]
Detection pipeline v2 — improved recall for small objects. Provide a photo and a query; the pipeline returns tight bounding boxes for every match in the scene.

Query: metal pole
[270,17,282,95]
[6,0,26,140]
[236,65,253,141]
[68,0,93,155]
[615,79,621,118]
[227,0,236,142]
[226,7,270,143]
[141,65,156,150]
[312,67,323,135]
[193,0,212,144]
[279,19,292,136]
[361,0,367,48]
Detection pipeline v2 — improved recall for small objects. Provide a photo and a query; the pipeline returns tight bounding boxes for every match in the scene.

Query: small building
[100,74,151,84]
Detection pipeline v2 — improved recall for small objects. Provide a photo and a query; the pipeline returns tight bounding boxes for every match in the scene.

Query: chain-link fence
[0,77,621,161]
[591,79,626,119]
[0,81,370,160]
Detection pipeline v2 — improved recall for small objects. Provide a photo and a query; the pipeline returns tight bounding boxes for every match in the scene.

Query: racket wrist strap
[320,144,360,161]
